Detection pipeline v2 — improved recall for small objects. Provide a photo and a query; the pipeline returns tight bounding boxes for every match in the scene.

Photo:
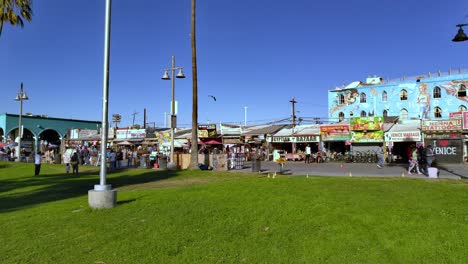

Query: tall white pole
[164,112,167,128]
[98,0,112,189]
[244,106,248,126]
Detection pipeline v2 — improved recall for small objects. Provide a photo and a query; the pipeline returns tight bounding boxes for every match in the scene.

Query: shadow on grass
[117,198,137,205]
[0,168,179,213]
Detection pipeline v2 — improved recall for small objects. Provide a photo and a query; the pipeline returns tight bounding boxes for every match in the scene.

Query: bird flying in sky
[208,95,217,101]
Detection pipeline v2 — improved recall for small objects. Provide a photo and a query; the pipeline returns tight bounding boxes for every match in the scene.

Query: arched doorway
[38,129,62,151]
[7,127,35,157]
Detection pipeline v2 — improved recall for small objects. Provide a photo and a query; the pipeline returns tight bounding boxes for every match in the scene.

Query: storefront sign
[424,133,461,140]
[421,119,462,131]
[198,124,217,138]
[320,125,350,141]
[424,138,463,163]
[351,130,384,143]
[116,129,146,139]
[463,112,468,130]
[449,112,462,119]
[350,117,383,131]
[384,131,421,142]
[69,129,99,139]
[270,135,319,143]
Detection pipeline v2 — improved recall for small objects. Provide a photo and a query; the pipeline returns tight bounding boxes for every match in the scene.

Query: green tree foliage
[0,0,33,36]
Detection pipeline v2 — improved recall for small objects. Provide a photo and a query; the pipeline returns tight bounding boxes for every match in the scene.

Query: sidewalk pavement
[230,161,467,180]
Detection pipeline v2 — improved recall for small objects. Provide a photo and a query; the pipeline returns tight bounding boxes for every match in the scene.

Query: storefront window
[434,107,442,118]
[400,109,408,120]
[433,86,441,98]
[458,85,466,97]
[400,89,408,100]
[339,94,345,105]
[338,112,344,121]
[360,93,366,103]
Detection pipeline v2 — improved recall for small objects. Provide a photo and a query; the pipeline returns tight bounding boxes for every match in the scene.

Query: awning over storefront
[269,125,320,143]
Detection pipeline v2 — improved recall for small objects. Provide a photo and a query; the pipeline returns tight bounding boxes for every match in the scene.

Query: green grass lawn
[0,161,467,263]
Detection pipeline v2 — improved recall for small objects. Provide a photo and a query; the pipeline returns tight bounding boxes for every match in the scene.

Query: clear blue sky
[1,0,467,127]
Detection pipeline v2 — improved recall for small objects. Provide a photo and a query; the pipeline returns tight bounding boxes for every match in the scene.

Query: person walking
[34,151,42,176]
[425,145,435,168]
[71,152,79,174]
[63,151,71,174]
[376,144,384,168]
[408,147,422,175]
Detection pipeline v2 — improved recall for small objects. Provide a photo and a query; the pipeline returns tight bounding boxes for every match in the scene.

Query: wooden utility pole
[289,97,297,128]
[143,108,147,129]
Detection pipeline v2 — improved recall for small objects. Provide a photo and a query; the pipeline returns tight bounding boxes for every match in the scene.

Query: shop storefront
[320,124,350,154]
[269,125,320,160]
[422,119,464,164]
[384,121,421,163]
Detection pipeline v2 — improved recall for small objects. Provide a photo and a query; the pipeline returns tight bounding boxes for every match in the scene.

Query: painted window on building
[360,93,366,103]
[383,110,388,117]
[458,84,466,97]
[400,89,408,100]
[382,91,387,102]
[433,86,441,98]
[434,107,442,118]
[338,112,344,121]
[458,105,467,112]
[360,111,367,117]
[338,94,345,105]
[400,108,408,120]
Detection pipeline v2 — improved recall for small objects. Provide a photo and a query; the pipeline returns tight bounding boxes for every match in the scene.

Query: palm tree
[0,0,33,36]
[190,0,199,169]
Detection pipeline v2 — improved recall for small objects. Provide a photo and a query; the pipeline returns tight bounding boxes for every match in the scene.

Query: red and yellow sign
[320,125,350,141]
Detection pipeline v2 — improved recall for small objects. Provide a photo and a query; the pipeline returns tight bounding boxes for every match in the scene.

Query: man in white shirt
[305,144,311,164]
[34,151,42,176]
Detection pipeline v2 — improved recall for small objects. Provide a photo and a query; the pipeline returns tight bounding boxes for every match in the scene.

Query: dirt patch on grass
[117,178,215,191]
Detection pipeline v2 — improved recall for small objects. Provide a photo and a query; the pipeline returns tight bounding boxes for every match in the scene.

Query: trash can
[252,158,261,172]
[140,154,150,168]
[158,157,168,170]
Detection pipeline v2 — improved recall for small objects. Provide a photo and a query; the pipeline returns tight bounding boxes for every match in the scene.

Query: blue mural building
[328,70,468,163]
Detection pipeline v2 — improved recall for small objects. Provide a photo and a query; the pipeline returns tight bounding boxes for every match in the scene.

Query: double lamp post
[162,56,185,168]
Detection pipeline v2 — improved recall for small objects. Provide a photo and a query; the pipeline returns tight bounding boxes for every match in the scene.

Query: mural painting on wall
[329,79,468,119]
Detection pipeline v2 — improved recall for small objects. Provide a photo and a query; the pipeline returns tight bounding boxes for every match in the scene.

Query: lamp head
[452,25,468,42]
[176,68,185,78]
[161,70,171,80]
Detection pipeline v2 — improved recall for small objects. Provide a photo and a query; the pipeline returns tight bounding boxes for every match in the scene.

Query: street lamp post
[88,0,116,209]
[15,82,28,162]
[162,56,185,169]
[452,24,468,42]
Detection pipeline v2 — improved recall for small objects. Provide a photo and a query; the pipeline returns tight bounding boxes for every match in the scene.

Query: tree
[190,0,199,169]
[0,0,33,36]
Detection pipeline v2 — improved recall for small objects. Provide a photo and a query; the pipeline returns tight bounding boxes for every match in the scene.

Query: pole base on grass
[88,188,117,209]
[167,162,177,171]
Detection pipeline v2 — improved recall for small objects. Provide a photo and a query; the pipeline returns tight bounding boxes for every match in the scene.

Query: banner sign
[351,131,384,143]
[320,125,350,141]
[384,131,421,142]
[350,117,383,131]
[198,124,217,138]
[421,119,462,131]
[116,129,146,139]
[270,135,320,143]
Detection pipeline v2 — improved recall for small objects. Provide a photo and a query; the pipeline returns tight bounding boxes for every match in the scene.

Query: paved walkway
[230,161,468,180]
